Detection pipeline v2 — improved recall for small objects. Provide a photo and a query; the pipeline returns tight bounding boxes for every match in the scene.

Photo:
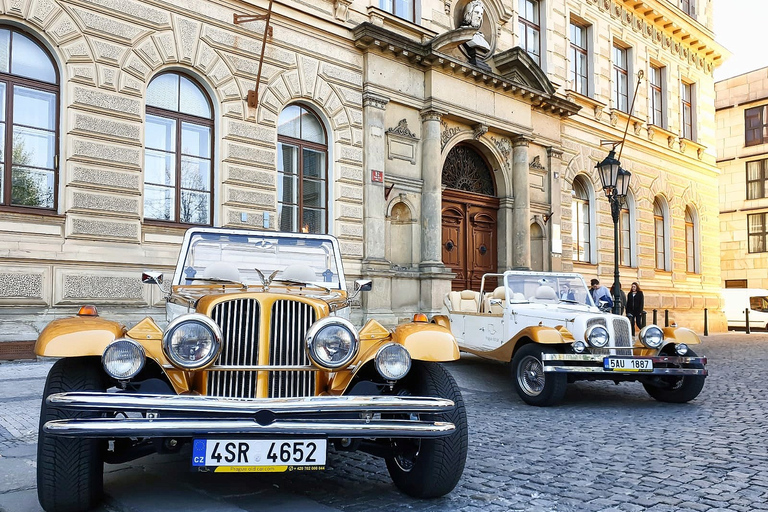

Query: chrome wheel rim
[517,355,545,396]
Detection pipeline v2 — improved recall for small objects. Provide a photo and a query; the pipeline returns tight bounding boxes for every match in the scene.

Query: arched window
[277,104,328,233]
[685,205,699,273]
[144,72,213,225]
[571,175,591,263]
[0,28,59,210]
[653,197,668,271]
[619,191,635,267]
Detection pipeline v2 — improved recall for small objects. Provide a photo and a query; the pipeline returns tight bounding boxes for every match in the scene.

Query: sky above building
[713,0,768,81]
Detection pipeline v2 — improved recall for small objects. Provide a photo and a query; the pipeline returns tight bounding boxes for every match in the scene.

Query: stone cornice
[601,0,726,74]
[353,23,581,119]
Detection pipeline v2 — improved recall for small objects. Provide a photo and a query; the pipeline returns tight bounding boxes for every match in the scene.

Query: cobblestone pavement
[2,333,768,511]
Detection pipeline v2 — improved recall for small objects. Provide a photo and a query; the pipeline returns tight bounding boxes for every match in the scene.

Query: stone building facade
[717,67,768,290]
[0,0,725,347]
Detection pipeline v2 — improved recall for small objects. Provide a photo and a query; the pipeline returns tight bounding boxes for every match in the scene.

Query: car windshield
[178,231,343,289]
[504,273,595,306]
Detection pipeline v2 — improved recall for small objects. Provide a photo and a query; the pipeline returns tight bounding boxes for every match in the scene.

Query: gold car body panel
[35,316,127,357]
[328,320,460,394]
[461,325,565,363]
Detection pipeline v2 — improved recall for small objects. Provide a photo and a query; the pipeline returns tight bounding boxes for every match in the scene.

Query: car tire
[642,348,706,403]
[37,358,105,512]
[385,361,468,498]
[511,344,567,406]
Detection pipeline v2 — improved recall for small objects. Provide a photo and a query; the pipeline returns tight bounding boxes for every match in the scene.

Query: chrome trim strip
[43,418,455,438]
[47,392,455,414]
[543,365,707,376]
[542,354,708,364]
[208,365,319,372]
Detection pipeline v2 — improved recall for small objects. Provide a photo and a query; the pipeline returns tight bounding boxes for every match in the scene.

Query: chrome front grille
[208,299,260,398]
[612,317,632,355]
[269,300,317,398]
[586,316,632,355]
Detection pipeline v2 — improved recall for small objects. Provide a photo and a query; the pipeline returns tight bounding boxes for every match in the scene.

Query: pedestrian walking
[626,281,645,331]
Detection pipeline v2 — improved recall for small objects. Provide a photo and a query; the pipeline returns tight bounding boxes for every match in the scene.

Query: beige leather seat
[448,290,481,312]
[201,261,241,282]
[533,285,558,303]
[482,286,507,314]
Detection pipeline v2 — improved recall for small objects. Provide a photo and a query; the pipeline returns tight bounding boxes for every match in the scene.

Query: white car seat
[448,290,481,312]
[483,286,507,314]
[202,261,241,282]
[533,285,558,303]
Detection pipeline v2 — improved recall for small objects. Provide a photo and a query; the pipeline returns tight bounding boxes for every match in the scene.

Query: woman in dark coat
[626,282,645,331]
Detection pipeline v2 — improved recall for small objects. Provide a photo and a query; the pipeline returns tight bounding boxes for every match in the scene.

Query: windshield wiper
[271,278,331,294]
[558,298,580,304]
[186,277,247,289]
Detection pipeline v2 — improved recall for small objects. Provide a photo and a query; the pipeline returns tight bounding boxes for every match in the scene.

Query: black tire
[385,361,468,498]
[511,344,567,406]
[642,348,706,403]
[37,358,105,512]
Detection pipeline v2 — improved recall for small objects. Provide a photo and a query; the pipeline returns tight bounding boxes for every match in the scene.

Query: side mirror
[142,271,164,285]
[354,279,372,293]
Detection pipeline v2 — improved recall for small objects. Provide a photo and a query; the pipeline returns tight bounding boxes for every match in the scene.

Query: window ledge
[607,108,644,134]
[565,91,607,121]
[678,137,707,160]
[365,6,436,43]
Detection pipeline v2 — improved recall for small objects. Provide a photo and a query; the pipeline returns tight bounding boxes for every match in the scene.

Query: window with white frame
[748,213,768,253]
[518,0,540,65]
[681,81,694,140]
[681,0,695,17]
[277,104,328,234]
[654,197,668,270]
[380,0,415,23]
[569,21,588,96]
[685,205,699,273]
[649,64,665,128]
[613,44,629,112]
[571,175,591,263]
[144,72,213,225]
[0,27,59,211]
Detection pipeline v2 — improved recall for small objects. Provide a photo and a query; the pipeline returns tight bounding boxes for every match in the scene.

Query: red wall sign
[371,170,383,183]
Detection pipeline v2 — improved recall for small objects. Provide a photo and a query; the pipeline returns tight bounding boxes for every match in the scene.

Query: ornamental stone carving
[387,119,417,139]
[529,155,546,170]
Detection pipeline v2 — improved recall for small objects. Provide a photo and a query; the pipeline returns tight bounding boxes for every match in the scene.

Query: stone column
[511,136,531,270]
[418,109,453,313]
[420,109,444,268]
[547,147,565,271]
[362,92,389,266]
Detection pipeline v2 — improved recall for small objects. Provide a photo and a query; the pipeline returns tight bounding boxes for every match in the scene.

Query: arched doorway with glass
[277,104,328,234]
[441,142,499,291]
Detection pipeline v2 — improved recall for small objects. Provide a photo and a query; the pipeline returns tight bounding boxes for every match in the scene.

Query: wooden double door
[441,188,499,291]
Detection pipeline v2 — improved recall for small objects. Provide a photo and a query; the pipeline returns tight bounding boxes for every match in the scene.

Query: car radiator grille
[586,317,633,355]
[269,300,317,398]
[208,298,261,398]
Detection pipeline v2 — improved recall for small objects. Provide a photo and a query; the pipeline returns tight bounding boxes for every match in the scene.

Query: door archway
[441,143,499,291]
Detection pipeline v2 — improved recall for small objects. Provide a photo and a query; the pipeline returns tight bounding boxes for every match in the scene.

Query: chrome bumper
[43,392,455,439]
[542,354,708,376]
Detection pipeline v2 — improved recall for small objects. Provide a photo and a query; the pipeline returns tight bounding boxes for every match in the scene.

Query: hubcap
[518,355,545,396]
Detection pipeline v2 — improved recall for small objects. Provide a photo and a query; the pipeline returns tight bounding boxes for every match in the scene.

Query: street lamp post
[596,149,631,316]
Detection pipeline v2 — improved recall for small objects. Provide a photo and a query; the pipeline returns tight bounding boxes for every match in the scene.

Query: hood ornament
[255,269,280,291]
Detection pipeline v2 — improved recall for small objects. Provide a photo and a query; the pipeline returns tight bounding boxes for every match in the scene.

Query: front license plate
[604,357,654,372]
[192,439,326,472]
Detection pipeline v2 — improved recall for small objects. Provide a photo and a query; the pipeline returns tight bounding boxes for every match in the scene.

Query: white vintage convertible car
[432,271,707,406]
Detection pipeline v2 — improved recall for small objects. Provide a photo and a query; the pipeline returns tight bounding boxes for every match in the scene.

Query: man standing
[590,279,613,311]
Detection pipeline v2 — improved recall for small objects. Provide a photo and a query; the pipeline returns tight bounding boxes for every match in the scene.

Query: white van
[722,288,768,330]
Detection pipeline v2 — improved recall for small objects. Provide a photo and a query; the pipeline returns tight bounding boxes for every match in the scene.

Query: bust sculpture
[461,0,484,30]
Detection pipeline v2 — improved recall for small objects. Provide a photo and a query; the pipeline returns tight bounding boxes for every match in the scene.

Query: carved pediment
[492,47,555,96]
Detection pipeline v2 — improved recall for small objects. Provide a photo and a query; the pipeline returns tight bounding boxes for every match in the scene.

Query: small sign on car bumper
[603,357,653,372]
[193,438,327,472]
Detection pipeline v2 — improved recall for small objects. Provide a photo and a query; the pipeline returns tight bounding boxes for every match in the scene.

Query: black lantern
[596,150,621,192]
[598,152,631,316]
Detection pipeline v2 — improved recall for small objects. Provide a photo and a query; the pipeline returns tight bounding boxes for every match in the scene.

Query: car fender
[35,316,127,357]
[330,320,459,394]
[661,326,702,347]
[461,325,566,363]
[432,314,450,330]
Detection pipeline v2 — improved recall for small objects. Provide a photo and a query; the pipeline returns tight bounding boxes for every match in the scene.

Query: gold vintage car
[35,227,468,512]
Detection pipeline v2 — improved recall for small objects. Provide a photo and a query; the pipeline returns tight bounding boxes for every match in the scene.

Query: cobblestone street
[1,333,767,512]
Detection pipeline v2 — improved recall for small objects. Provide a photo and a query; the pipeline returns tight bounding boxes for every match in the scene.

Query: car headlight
[305,317,359,370]
[375,343,411,380]
[102,338,145,380]
[639,325,664,349]
[585,325,609,348]
[162,314,222,370]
